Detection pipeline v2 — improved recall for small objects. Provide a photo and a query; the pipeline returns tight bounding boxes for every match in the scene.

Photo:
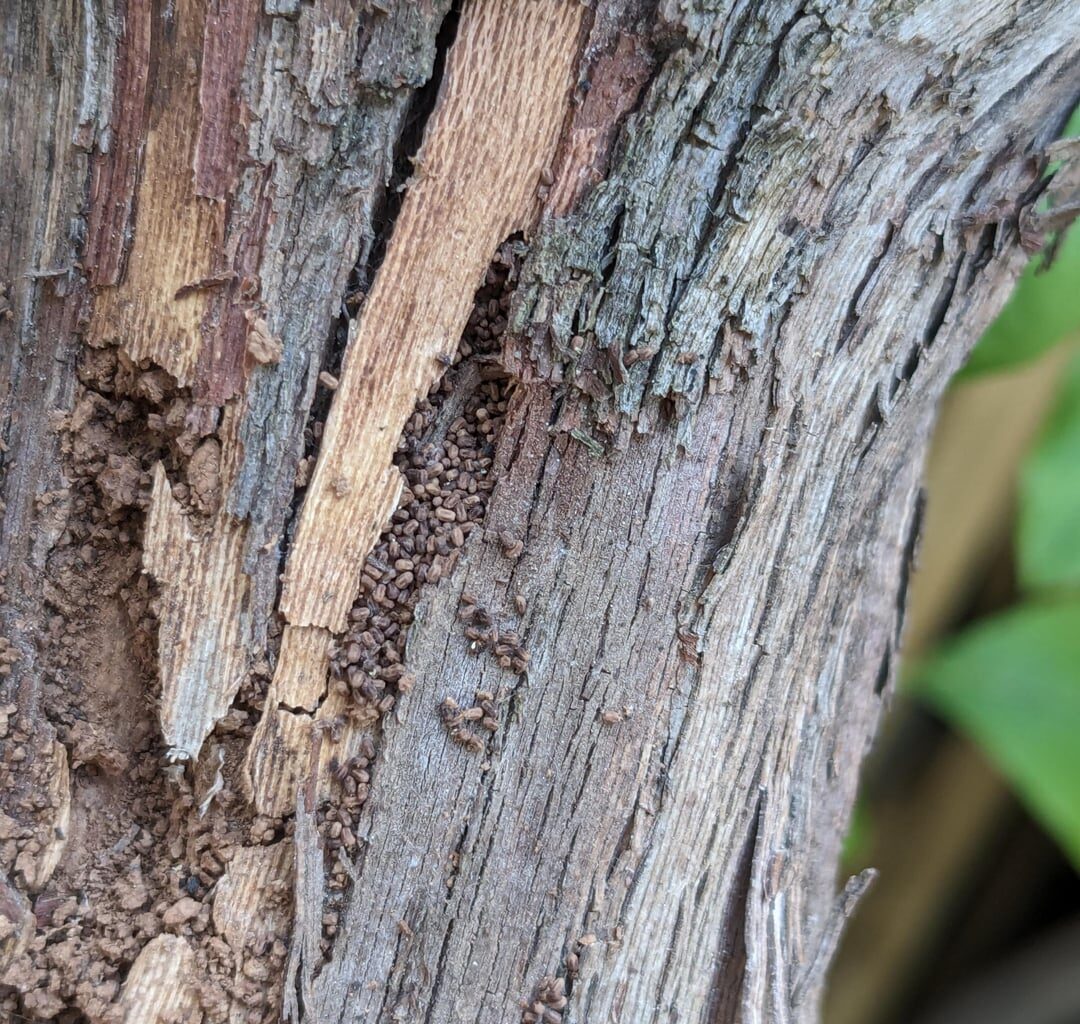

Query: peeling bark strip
[280,0,586,633]
[195,0,259,200]
[88,0,226,386]
[144,463,252,762]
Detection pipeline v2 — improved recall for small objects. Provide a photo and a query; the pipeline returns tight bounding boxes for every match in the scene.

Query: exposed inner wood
[247,0,587,821]
[2,0,1078,1020]
[144,462,253,763]
[279,0,586,633]
[88,0,225,386]
[117,934,201,1023]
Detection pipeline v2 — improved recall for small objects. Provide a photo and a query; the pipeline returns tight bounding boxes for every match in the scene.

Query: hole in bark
[2,343,249,1022]
[874,644,892,696]
[889,341,924,401]
[966,220,1000,282]
[922,254,962,350]
[893,487,925,649]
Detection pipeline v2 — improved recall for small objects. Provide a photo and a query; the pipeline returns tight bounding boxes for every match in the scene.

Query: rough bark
[0,1,1077,1023]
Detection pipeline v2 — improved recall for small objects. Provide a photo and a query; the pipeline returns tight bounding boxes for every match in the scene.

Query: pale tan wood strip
[144,463,252,762]
[279,0,586,632]
[118,934,200,1023]
[273,625,333,712]
[244,690,377,819]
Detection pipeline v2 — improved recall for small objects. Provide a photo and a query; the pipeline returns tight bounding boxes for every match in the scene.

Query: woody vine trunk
[1,1,1077,1022]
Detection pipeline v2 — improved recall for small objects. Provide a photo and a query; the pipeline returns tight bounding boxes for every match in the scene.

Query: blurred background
[825,112,1080,1024]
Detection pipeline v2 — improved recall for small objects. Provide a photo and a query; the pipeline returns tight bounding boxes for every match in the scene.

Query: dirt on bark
[1,245,525,1023]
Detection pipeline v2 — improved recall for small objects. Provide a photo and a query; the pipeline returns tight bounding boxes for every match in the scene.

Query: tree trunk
[1,1,1076,1022]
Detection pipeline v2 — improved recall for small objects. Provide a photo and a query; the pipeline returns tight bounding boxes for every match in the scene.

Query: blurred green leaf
[961,106,1080,377]
[914,602,1080,870]
[1018,350,1080,592]
[961,222,1080,377]
[841,800,873,874]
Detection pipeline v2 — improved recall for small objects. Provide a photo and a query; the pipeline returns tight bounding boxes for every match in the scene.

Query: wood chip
[118,935,200,1023]
[144,462,253,763]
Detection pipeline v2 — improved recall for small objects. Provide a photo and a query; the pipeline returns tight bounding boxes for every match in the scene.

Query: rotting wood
[211,841,294,950]
[117,934,201,1024]
[245,688,376,819]
[2,0,1079,1022]
[0,876,32,977]
[249,0,587,820]
[2,1,459,1020]
[14,741,70,894]
[279,0,586,633]
[267,626,332,713]
[88,0,225,387]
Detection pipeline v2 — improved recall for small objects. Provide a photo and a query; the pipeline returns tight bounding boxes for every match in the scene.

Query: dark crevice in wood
[848,106,894,177]
[966,220,1001,284]
[365,4,462,290]
[421,915,459,1024]
[856,381,886,460]
[921,252,965,352]
[895,341,924,396]
[693,453,760,599]
[873,644,892,697]
[705,794,763,1024]
[308,3,461,438]
[893,486,926,653]
[834,221,897,355]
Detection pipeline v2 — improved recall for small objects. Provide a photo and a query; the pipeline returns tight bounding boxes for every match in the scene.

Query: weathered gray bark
[1,1,1077,1023]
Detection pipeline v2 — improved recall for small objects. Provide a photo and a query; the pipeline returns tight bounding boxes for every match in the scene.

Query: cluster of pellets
[457,593,531,672]
[316,245,523,950]
[521,975,569,1023]
[437,689,502,753]
[320,733,375,857]
[326,244,521,728]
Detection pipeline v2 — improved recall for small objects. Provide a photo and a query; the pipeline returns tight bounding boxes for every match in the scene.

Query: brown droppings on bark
[247,242,524,822]
[521,973,568,1023]
[244,310,283,366]
[188,437,223,515]
[280,0,586,632]
[8,0,1078,1021]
